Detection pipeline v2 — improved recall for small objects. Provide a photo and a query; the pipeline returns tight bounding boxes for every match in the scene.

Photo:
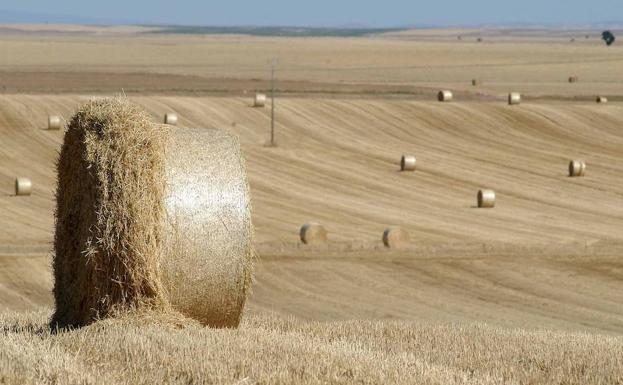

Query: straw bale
[438,90,453,102]
[14,177,32,196]
[52,97,253,329]
[164,113,178,126]
[382,227,409,249]
[508,93,521,105]
[400,155,416,171]
[48,116,62,130]
[596,96,608,103]
[477,189,496,208]
[254,94,266,107]
[300,223,327,245]
[569,160,586,177]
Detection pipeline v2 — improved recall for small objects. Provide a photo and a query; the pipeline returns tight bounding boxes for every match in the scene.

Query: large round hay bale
[508,92,521,105]
[569,160,586,177]
[400,155,416,171]
[477,189,496,208]
[568,76,579,83]
[596,96,608,104]
[52,98,253,329]
[164,113,178,126]
[48,115,62,130]
[254,93,266,107]
[14,177,32,196]
[300,223,327,245]
[382,227,410,249]
[438,90,453,102]
[472,79,481,86]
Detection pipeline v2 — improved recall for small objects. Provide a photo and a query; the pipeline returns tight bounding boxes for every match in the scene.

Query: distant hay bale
[472,79,481,86]
[382,227,410,249]
[438,90,453,102]
[400,155,416,171]
[569,160,586,177]
[477,189,496,208]
[508,92,522,105]
[52,97,253,329]
[300,223,327,245]
[596,96,608,103]
[477,37,483,42]
[14,177,32,196]
[48,115,62,130]
[254,93,266,108]
[568,76,579,83]
[164,113,178,126]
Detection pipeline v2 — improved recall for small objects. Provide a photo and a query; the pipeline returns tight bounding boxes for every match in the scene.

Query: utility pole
[270,57,278,146]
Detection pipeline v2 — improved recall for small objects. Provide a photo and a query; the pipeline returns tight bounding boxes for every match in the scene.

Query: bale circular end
[569,160,586,177]
[400,155,416,171]
[300,223,327,245]
[254,93,267,107]
[48,115,62,130]
[477,189,496,208]
[164,113,178,125]
[438,90,453,102]
[508,92,521,105]
[53,98,252,329]
[15,178,32,196]
[382,227,410,249]
[596,96,608,103]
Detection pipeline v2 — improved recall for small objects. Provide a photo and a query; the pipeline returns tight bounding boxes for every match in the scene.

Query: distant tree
[602,31,616,46]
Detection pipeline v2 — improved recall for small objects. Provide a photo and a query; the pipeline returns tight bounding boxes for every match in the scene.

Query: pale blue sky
[2,0,622,27]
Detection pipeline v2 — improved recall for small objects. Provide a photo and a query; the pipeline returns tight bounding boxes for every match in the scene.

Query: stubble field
[0,26,622,384]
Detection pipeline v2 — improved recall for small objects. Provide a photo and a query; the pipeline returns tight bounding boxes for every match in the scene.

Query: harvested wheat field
[0,27,622,384]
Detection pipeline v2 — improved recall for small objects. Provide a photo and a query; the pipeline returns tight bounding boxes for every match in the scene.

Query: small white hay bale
[254,93,267,108]
[569,160,586,177]
[400,155,416,171]
[596,96,608,103]
[164,113,178,126]
[382,227,410,249]
[438,90,453,102]
[568,76,579,83]
[15,177,32,196]
[48,115,62,130]
[508,92,521,105]
[477,189,495,208]
[300,223,327,245]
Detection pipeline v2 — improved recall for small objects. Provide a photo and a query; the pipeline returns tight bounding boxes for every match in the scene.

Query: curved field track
[0,95,622,333]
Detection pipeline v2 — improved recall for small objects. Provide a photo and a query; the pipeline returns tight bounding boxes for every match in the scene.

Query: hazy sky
[3,0,622,27]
